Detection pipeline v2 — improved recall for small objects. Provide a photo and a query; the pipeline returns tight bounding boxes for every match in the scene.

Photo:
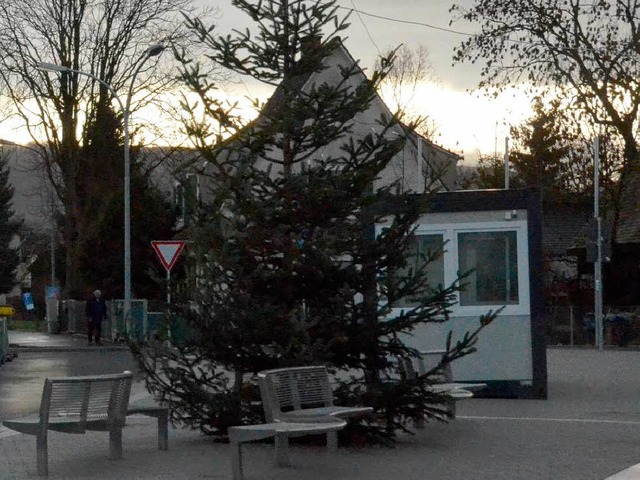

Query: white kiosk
[380,188,547,399]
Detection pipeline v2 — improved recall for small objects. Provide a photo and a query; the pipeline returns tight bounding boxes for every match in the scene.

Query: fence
[109,299,149,342]
[546,304,640,347]
[53,299,166,343]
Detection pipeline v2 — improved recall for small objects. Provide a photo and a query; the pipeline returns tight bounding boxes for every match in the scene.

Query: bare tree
[451,0,640,229]
[376,44,439,139]
[0,0,214,295]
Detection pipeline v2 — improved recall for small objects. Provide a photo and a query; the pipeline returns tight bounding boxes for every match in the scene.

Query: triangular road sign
[151,240,185,271]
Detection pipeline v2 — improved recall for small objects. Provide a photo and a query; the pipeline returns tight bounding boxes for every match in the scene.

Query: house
[2,145,49,301]
[274,38,460,193]
[609,169,640,306]
[194,37,460,199]
[543,198,604,310]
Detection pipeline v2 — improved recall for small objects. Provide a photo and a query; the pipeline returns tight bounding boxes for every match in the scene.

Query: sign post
[151,241,185,305]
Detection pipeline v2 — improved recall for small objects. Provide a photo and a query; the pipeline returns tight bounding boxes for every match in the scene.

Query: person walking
[85,289,107,345]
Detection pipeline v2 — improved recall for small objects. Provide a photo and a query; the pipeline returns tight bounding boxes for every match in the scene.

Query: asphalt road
[0,350,140,419]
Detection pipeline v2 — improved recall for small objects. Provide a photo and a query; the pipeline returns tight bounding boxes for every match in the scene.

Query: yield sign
[151,240,185,271]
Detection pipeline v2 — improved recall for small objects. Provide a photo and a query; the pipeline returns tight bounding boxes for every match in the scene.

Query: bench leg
[447,399,457,419]
[275,433,290,467]
[157,411,169,450]
[327,431,338,451]
[231,440,243,480]
[109,427,123,460]
[36,432,48,477]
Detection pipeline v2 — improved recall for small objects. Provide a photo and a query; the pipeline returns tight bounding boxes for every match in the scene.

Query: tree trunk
[361,221,381,393]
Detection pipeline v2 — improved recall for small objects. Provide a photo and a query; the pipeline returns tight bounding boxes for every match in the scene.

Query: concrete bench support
[257,365,372,449]
[127,398,170,450]
[228,418,346,480]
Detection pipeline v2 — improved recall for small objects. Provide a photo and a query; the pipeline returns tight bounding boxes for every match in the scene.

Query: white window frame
[378,218,530,319]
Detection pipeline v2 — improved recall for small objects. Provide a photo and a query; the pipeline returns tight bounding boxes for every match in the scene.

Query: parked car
[583,312,633,346]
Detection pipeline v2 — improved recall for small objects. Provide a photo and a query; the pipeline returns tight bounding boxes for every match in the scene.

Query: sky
[0,0,535,165]
[210,0,535,164]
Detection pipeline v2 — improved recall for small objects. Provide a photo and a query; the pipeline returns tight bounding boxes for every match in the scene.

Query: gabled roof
[257,37,460,189]
[195,36,461,194]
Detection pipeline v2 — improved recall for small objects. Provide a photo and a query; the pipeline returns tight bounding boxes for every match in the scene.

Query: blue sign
[22,292,35,311]
[46,286,60,299]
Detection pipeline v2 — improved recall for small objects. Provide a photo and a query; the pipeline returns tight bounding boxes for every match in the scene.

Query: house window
[174,174,199,226]
[394,234,445,308]
[173,183,184,211]
[458,231,519,306]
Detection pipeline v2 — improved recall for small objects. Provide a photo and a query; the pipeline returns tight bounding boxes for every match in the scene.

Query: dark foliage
[0,153,22,294]
[72,103,180,300]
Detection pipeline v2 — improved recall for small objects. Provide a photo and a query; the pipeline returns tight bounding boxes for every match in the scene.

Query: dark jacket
[85,297,107,323]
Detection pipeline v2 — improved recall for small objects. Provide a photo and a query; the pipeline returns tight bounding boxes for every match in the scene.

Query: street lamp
[37,43,165,336]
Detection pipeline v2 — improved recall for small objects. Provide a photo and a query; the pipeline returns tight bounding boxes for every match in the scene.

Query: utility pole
[504,137,509,189]
[593,137,604,351]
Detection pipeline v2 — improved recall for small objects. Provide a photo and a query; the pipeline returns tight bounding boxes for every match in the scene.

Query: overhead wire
[349,0,382,56]
[340,6,473,37]
[311,0,475,37]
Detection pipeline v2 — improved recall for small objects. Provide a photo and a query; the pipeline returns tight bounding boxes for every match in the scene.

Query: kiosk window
[458,231,519,306]
[394,234,445,308]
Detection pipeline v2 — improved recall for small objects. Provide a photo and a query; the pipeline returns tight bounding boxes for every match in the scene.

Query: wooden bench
[2,371,133,477]
[258,366,372,450]
[228,417,346,480]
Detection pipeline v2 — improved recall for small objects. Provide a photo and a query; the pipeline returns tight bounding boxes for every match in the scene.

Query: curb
[547,344,640,351]
[8,344,130,353]
[7,331,131,353]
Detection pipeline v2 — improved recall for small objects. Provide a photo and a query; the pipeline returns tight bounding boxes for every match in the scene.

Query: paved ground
[7,330,129,352]
[2,332,640,479]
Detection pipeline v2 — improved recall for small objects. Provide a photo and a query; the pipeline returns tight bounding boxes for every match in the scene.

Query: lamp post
[37,43,165,335]
[593,136,604,351]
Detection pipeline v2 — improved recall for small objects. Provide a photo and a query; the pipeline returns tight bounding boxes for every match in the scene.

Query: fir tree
[75,101,179,299]
[0,152,22,294]
[134,0,495,440]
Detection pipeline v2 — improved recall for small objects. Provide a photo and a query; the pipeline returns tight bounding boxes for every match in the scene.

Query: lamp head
[37,62,71,73]
[145,44,166,58]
